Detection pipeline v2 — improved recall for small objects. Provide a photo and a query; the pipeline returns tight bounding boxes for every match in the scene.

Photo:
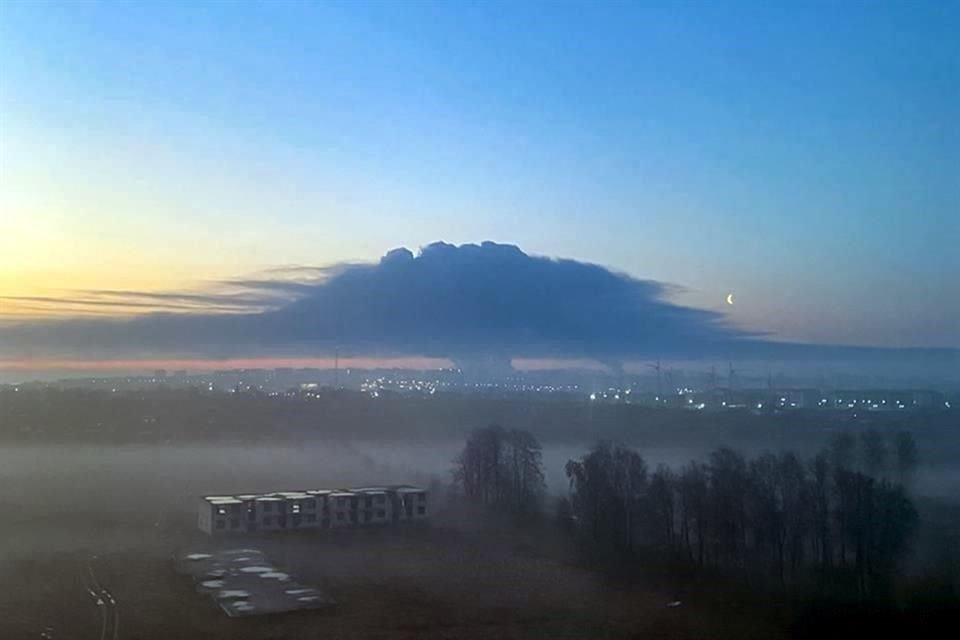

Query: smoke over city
[2,242,956,377]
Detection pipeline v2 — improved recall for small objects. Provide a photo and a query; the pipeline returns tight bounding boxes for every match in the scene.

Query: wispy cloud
[0,272,322,319]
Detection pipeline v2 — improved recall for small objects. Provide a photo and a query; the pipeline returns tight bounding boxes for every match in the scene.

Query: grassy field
[0,497,782,640]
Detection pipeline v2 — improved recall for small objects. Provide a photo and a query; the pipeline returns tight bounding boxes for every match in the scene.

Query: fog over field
[0,386,957,639]
[3,439,959,513]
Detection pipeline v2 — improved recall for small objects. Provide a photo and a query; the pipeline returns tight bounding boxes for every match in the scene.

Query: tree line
[454,425,920,600]
[452,424,545,517]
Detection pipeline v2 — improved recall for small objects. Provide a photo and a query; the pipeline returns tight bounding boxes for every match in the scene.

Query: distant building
[826,389,943,411]
[771,388,821,409]
[682,387,946,413]
[198,485,428,535]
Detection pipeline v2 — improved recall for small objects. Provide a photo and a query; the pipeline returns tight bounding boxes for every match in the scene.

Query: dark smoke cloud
[0,242,956,370]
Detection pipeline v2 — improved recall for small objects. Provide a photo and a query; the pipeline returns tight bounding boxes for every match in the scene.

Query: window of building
[336,513,344,521]
[306,514,317,522]
[376,509,385,518]
[375,495,385,504]
[263,516,273,525]
[292,503,301,514]
[417,506,426,515]
[262,502,273,512]
[337,497,346,507]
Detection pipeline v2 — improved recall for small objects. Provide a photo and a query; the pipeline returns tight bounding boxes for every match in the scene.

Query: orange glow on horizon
[0,356,619,373]
[0,356,454,372]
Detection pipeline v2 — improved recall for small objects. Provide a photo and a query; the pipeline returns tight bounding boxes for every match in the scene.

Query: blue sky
[1,0,957,354]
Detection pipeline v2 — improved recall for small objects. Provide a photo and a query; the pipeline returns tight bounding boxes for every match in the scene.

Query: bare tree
[454,424,545,517]
[505,428,546,515]
[648,465,676,549]
[566,442,648,561]
[830,432,857,471]
[708,447,750,568]
[894,431,918,487]
[809,450,833,574]
[560,441,918,597]
[678,462,709,566]
[861,429,888,478]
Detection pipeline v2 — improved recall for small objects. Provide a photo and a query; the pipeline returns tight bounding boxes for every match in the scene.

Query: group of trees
[453,424,545,516]
[829,429,918,486]
[562,436,919,597]
[452,425,920,598]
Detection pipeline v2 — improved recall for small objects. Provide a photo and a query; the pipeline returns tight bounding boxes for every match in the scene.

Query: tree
[677,461,709,565]
[748,453,785,577]
[559,441,919,595]
[833,467,858,567]
[566,442,648,562]
[453,424,545,516]
[809,450,833,574]
[834,469,917,598]
[870,480,917,594]
[861,429,888,478]
[778,452,811,576]
[455,424,506,505]
[894,431,918,487]
[708,447,750,568]
[648,465,676,549]
[504,427,546,515]
[830,432,857,472]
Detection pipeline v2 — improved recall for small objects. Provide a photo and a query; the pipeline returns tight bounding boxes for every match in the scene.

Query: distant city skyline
[1,1,957,372]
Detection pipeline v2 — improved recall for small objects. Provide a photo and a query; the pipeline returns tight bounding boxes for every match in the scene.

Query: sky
[1,0,958,371]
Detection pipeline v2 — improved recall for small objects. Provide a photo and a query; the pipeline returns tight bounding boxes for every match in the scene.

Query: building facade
[199,485,428,535]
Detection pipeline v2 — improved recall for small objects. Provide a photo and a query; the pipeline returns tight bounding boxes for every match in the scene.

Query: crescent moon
[726,293,735,305]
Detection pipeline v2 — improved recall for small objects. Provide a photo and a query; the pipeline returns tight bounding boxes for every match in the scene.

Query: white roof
[202,485,423,503]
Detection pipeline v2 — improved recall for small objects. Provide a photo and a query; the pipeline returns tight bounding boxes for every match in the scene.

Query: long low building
[198,485,428,535]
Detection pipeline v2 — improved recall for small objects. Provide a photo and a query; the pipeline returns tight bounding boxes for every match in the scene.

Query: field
[1,392,955,639]
[0,491,782,640]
